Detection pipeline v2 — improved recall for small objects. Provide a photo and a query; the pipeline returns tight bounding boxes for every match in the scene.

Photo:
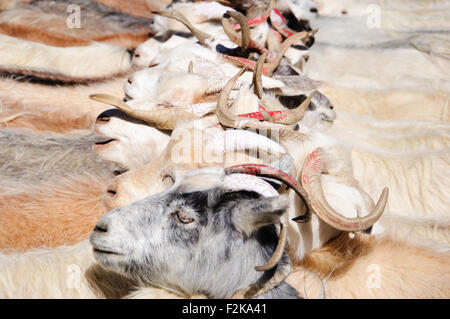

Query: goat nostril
[310,8,318,13]
[127,78,132,84]
[329,105,334,109]
[96,117,110,124]
[134,54,140,58]
[107,189,117,196]
[94,225,107,232]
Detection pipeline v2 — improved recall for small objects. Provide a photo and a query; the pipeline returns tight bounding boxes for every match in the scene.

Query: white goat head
[91,108,171,171]
[132,38,163,69]
[91,166,299,299]
[101,125,287,211]
[132,34,197,70]
[124,68,212,103]
[295,91,336,131]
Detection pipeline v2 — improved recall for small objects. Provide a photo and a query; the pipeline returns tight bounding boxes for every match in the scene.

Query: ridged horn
[301,148,389,231]
[225,164,312,271]
[90,94,212,130]
[151,10,213,46]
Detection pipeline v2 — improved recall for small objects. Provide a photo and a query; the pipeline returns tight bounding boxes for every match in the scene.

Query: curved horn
[90,94,213,130]
[301,148,389,231]
[231,250,292,299]
[225,164,313,271]
[222,31,307,76]
[224,11,250,49]
[255,213,288,271]
[151,10,213,46]
[216,68,300,132]
[263,31,307,76]
[267,29,282,52]
[253,52,267,99]
[251,56,313,124]
[276,93,314,125]
[222,12,270,56]
[207,129,286,156]
[224,164,311,211]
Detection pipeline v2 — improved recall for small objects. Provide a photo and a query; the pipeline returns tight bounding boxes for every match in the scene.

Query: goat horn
[251,56,313,124]
[276,93,314,125]
[232,252,292,299]
[264,31,307,76]
[223,31,307,76]
[207,129,286,156]
[225,164,312,270]
[301,148,389,231]
[267,29,282,52]
[255,213,288,271]
[151,10,213,45]
[224,11,250,50]
[224,164,311,213]
[253,52,267,99]
[222,12,270,57]
[89,94,212,130]
[216,68,299,132]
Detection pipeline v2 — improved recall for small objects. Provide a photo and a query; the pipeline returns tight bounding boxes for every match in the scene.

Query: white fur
[0,240,180,298]
[0,34,132,79]
[91,115,170,171]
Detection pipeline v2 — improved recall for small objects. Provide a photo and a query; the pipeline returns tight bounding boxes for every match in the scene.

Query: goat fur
[0,34,132,83]
[321,84,449,122]
[0,129,123,184]
[288,232,450,298]
[0,232,448,298]
[0,0,155,49]
[0,175,111,251]
[352,147,450,219]
[0,76,126,134]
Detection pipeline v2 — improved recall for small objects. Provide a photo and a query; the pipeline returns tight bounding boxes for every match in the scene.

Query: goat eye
[176,211,194,224]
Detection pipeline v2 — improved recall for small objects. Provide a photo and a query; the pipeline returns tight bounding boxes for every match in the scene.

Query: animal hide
[0,76,127,134]
[0,34,132,84]
[0,0,155,49]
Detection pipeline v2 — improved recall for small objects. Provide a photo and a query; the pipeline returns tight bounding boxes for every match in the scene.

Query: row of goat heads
[89,63,388,299]
[151,1,316,76]
[88,1,388,299]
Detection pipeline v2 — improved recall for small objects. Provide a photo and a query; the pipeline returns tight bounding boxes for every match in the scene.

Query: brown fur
[91,32,152,49]
[288,233,450,298]
[0,22,152,49]
[0,67,130,86]
[0,176,109,252]
[321,84,450,122]
[94,0,170,18]
[0,76,126,134]
[0,1,154,49]
[0,108,95,134]
[0,22,90,47]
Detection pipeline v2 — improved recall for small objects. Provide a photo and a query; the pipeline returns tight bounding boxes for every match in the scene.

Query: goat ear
[232,194,289,236]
